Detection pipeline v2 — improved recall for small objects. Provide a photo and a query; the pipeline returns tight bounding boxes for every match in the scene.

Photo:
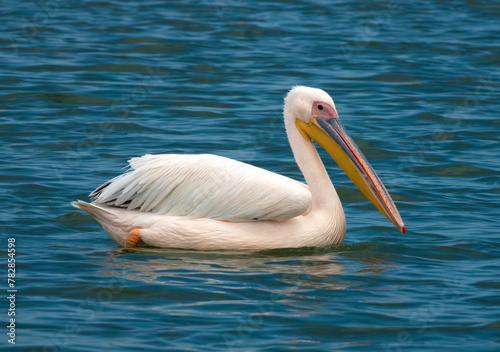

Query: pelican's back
[90,154,311,222]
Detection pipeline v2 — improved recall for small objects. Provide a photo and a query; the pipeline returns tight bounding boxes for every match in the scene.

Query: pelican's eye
[318,104,324,110]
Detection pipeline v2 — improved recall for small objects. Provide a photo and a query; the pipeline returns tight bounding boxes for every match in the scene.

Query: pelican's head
[284,86,405,234]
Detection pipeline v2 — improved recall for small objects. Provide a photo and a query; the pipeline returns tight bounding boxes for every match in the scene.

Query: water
[1,0,499,351]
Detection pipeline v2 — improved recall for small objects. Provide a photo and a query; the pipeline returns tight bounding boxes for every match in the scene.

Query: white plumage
[72,86,405,249]
[91,154,311,221]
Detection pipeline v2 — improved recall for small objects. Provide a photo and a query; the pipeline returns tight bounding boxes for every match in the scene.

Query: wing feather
[91,154,311,221]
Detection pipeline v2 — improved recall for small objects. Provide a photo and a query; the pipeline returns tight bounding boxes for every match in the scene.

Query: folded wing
[91,154,311,221]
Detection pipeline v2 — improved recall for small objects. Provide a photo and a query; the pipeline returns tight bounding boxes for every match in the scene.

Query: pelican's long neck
[284,117,340,210]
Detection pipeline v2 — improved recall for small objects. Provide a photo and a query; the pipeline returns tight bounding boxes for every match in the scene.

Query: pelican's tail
[71,200,129,245]
[71,200,114,224]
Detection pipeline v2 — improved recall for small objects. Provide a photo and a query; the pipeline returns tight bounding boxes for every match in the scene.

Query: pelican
[72,86,405,250]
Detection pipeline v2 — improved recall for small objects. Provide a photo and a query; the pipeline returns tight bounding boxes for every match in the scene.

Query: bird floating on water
[72,86,405,250]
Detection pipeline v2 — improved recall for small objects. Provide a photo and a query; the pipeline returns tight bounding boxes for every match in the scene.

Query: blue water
[1,0,499,351]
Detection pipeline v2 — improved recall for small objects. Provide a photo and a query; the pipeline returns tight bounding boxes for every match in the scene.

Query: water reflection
[96,245,392,294]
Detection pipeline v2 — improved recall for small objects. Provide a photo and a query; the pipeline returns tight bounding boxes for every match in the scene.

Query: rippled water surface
[1,0,499,351]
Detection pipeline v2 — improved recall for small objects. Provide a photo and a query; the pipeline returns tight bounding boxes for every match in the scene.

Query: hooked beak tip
[401,224,406,234]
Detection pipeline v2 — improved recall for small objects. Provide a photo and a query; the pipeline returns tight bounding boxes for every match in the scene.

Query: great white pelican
[72,86,405,249]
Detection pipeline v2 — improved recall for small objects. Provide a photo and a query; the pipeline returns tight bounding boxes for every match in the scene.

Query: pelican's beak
[296,115,406,234]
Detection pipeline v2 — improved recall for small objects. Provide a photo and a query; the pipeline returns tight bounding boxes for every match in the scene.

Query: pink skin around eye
[311,101,339,120]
